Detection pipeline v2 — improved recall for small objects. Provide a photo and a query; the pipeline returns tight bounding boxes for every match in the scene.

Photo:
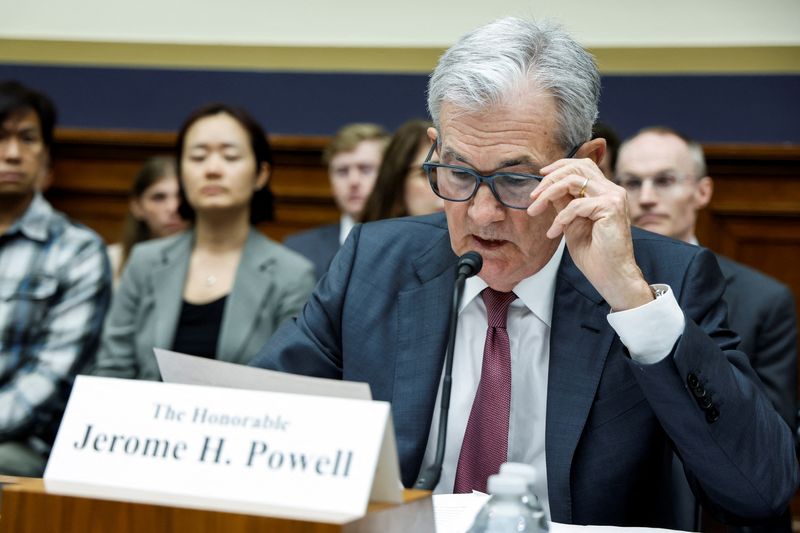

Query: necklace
[205,275,217,287]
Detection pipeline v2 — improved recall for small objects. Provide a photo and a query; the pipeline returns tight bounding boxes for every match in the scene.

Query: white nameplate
[45,375,402,523]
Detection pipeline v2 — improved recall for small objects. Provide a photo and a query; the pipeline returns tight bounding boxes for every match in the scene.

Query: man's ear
[577,138,606,165]
[427,127,438,147]
[254,162,271,191]
[694,176,713,209]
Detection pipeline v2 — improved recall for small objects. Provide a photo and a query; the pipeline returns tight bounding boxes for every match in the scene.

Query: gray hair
[620,126,708,178]
[427,17,601,151]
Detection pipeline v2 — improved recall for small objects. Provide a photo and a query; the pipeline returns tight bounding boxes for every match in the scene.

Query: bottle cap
[487,473,528,495]
[499,462,537,485]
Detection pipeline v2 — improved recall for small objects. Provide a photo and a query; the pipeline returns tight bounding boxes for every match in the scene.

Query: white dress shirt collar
[459,238,566,327]
[339,214,355,245]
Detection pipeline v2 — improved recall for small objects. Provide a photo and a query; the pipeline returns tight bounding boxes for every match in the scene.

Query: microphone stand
[414,252,481,490]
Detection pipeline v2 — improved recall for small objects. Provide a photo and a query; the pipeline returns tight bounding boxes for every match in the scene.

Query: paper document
[154,348,371,400]
[433,492,490,533]
[433,493,688,533]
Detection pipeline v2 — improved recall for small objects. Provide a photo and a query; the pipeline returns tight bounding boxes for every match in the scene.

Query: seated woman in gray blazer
[93,103,315,380]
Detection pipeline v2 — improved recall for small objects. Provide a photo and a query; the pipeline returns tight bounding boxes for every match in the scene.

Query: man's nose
[637,180,658,205]
[347,168,363,186]
[1,137,22,160]
[468,184,505,225]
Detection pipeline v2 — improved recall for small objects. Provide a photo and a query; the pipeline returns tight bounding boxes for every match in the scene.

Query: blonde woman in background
[107,156,187,285]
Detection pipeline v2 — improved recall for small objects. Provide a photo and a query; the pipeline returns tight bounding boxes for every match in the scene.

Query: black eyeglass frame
[422,142,581,210]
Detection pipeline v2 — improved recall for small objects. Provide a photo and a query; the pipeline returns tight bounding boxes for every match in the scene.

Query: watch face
[651,286,667,298]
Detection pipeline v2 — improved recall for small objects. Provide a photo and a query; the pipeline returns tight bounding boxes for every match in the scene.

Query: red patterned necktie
[453,287,517,493]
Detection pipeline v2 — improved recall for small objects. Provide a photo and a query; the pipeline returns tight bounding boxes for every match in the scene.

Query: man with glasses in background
[0,80,111,476]
[253,19,797,526]
[616,126,797,532]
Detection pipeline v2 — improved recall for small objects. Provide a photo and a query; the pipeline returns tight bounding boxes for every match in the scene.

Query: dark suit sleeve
[752,285,798,430]
[283,226,340,281]
[250,226,361,378]
[627,248,798,520]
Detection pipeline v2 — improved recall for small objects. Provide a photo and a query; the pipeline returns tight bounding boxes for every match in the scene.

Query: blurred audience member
[107,156,187,285]
[284,123,388,278]
[0,80,111,475]
[617,125,798,533]
[361,119,444,222]
[592,122,620,180]
[617,126,797,429]
[93,103,314,380]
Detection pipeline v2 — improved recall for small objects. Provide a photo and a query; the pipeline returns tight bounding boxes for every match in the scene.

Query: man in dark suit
[616,126,798,531]
[252,18,798,526]
[283,123,388,279]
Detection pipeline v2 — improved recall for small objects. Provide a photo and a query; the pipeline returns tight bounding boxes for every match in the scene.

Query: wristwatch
[650,285,668,299]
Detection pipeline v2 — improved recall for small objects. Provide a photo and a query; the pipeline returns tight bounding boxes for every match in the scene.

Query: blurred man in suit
[616,126,797,532]
[0,80,111,475]
[284,123,388,279]
[253,18,798,526]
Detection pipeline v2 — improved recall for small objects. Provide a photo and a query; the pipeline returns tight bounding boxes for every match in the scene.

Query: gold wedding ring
[578,177,590,198]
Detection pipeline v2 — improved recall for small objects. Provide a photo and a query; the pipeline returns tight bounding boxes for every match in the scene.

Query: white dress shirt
[339,215,355,245]
[420,239,685,519]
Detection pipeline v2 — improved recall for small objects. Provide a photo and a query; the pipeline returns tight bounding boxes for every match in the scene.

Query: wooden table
[0,477,434,533]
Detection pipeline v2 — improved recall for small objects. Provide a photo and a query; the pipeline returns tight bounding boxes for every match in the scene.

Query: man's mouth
[472,235,507,249]
[634,214,667,226]
[0,172,25,182]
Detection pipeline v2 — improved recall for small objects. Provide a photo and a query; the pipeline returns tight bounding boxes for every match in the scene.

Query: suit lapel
[217,230,275,361]
[715,253,736,287]
[545,252,616,523]
[151,232,193,351]
[393,232,457,486]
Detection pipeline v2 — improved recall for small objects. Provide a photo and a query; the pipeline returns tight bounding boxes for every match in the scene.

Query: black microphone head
[457,251,483,278]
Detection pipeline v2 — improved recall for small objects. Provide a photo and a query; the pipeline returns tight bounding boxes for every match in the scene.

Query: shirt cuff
[606,284,685,365]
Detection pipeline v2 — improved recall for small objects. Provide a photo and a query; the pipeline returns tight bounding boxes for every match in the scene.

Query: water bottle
[467,474,542,532]
[499,462,549,531]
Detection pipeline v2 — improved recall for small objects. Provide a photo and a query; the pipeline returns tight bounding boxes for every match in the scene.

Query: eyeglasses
[422,142,581,210]
[615,172,693,196]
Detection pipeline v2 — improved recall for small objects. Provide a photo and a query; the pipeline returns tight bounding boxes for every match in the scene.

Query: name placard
[44,376,402,522]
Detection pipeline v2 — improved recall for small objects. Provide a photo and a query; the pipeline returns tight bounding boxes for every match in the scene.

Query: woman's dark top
[171,295,228,358]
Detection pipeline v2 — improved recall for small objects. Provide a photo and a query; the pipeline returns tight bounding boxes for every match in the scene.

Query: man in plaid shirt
[0,80,110,475]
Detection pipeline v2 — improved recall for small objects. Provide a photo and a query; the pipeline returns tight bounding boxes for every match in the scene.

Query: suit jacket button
[687,373,700,390]
[691,386,707,399]
[705,406,720,423]
[699,396,713,409]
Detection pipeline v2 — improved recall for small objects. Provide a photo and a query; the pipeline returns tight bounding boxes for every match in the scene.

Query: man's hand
[527,156,652,311]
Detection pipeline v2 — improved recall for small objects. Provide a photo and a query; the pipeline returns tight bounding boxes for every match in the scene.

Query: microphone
[457,251,482,278]
[414,251,483,490]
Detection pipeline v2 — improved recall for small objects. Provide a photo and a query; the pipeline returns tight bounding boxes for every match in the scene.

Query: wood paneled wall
[696,145,800,300]
[46,128,800,376]
[48,130,800,277]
